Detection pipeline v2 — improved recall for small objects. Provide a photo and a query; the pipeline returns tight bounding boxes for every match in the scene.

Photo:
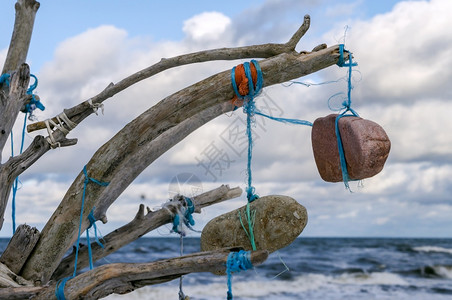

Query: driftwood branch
[0,224,40,274]
[26,14,312,134]
[0,64,31,229]
[51,185,242,281]
[21,44,348,284]
[2,249,268,300]
[1,0,40,75]
[0,0,40,231]
[0,263,33,289]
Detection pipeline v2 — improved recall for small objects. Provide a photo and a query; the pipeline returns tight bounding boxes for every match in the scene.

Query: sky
[1,0,451,238]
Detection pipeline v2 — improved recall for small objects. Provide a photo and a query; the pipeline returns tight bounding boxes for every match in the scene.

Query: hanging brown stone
[311,114,391,182]
[200,195,307,254]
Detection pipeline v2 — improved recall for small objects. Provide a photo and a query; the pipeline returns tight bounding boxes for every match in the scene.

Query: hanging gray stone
[201,195,307,253]
[311,114,391,182]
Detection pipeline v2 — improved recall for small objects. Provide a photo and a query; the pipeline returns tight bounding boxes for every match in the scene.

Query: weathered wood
[0,64,31,229]
[0,224,40,274]
[6,249,268,300]
[26,15,312,134]
[1,0,40,75]
[51,185,242,281]
[0,263,33,288]
[0,286,43,300]
[21,44,347,285]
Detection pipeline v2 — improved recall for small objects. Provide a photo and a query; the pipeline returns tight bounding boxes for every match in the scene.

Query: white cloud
[335,0,452,103]
[374,217,389,225]
[40,26,128,96]
[183,12,231,42]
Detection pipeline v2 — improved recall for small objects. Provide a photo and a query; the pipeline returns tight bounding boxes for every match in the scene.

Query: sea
[2,237,452,299]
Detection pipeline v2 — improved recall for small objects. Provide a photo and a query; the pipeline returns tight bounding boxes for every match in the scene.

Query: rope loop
[44,112,78,148]
[88,98,105,115]
[171,196,198,236]
[231,59,263,101]
[25,74,45,115]
[226,250,253,300]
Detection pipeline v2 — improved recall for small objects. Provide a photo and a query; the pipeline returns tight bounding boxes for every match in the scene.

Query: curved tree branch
[26,14,312,134]
[51,185,243,281]
[2,249,268,300]
[21,44,347,284]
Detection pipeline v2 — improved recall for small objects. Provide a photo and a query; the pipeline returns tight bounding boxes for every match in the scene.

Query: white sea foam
[333,271,408,285]
[432,265,452,279]
[413,246,452,255]
[104,271,410,300]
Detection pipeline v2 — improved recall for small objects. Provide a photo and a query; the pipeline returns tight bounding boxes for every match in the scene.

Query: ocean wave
[104,271,410,300]
[426,265,452,279]
[413,246,452,255]
[332,271,408,286]
[407,265,452,279]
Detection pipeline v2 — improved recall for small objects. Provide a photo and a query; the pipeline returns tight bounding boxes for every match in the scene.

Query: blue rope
[25,74,45,114]
[231,60,313,251]
[10,74,44,234]
[55,165,109,300]
[0,73,10,87]
[172,197,197,235]
[10,113,27,234]
[334,44,359,190]
[231,60,262,252]
[226,250,253,300]
[87,208,105,269]
[254,110,313,127]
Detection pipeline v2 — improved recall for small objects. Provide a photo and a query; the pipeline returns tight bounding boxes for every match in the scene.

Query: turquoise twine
[0,73,10,87]
[226,250,253,300]
[334,44,359,190]
[55,165,109,300]
[231,60,313,250]
[231,60,262,203]
[172,197,197,236]
[25,74,45,113]
[10,74,44,234]
[231,60,263,252]
[87,208,105,269]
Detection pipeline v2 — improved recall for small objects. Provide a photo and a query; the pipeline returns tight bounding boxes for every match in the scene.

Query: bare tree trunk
[1,0,39,75]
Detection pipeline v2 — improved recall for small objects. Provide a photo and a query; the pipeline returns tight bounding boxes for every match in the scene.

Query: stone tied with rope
[311,44,391,188]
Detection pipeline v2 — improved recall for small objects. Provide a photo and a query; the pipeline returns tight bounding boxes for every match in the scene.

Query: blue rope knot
[172,196,197,235]
[231,60,263,102]
[0,73,10,87]
[226,250,253,300]
[246,186,259,202]
[24,74,45,115]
